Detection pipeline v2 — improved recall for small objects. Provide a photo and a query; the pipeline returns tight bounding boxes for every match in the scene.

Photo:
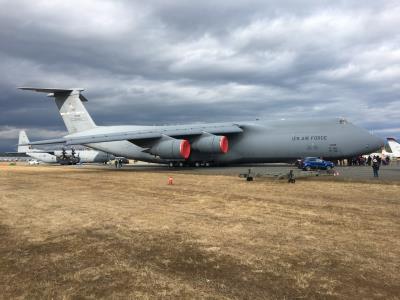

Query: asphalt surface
[7,160,399,182]
[115,162,400,182]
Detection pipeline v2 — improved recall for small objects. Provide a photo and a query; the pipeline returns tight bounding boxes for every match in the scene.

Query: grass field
[1,164,399,299]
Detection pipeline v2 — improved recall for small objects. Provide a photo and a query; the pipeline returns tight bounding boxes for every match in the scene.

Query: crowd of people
[336,155,391,167]
[334,155,395,178]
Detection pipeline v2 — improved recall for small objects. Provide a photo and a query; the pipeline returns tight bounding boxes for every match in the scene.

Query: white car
[28,159,40,165]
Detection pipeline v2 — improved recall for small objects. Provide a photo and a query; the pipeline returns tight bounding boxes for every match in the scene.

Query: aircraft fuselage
[76,118,383,164]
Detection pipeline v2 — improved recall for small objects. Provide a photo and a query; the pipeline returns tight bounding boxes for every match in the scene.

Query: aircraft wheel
[195,162,201,167]
[326,166,332,170]
[305,166,311,171]
[178,162,184,167]
[205,162,210,167]
[168,162,174,168]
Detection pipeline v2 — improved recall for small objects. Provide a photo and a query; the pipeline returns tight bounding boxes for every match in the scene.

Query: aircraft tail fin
[18,130,31,153]
[387,137,400,157]
[18,87,96,134]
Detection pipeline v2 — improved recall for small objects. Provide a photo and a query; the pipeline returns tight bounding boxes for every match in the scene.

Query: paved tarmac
[119,162,400,182]
[8,160,399,182]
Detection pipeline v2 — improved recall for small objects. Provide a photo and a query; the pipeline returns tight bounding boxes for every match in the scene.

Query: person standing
[367,155,372,166]
[372,158,380,178]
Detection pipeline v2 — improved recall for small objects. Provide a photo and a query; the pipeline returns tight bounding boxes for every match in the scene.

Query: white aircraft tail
[18,130,31,153]
[387,138,400,157]
[18,87,96,134]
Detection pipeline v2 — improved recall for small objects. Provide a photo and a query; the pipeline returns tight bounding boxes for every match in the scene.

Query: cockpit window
[339,118,347,124]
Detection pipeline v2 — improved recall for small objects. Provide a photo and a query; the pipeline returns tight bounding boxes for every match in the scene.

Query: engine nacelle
[150,138,191,159]
[191,135,229,153]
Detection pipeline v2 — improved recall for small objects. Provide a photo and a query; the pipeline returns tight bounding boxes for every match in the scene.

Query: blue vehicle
[300,157,334,171]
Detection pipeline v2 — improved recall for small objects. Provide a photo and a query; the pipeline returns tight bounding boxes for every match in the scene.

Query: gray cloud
[0,0,399,151]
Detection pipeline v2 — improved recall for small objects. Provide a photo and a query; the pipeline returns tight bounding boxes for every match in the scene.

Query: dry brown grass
[0,163,399,299]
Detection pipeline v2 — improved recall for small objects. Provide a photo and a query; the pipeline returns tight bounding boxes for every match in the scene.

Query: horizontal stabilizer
[18,87,84,93]
[19,87,88,103]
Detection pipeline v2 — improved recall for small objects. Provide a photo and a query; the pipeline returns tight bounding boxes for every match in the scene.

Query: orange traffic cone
[168,176,174,185]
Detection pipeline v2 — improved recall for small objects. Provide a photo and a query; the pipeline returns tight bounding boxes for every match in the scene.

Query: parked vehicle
[299,157,334,171]
[28,159,39,165]
[294,159,302,167]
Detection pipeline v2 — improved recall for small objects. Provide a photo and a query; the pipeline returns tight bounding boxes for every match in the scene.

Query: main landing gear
[168,161,213,168]
[168,161,185,168]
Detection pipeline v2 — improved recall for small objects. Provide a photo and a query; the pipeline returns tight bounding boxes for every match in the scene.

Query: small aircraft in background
[363,138,400,160]
[28,159,40,165]
[386,137,400,159]
[16,130,114,164]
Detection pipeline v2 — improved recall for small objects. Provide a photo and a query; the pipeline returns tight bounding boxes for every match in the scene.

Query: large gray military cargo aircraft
[19,87,383,166]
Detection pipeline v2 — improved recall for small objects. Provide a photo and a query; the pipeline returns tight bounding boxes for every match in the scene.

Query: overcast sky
[0,0,399,151]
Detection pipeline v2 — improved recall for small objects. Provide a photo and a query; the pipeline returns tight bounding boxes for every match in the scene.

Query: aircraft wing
[21,124,243,146]
[6,151,55,155]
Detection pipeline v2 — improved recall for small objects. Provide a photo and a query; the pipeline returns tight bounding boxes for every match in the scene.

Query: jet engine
[191,134,229,153]
[150,138,191,159]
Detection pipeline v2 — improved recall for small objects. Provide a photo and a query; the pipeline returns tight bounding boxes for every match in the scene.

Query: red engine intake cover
[220,136,229,153]
[180,140,191,159]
